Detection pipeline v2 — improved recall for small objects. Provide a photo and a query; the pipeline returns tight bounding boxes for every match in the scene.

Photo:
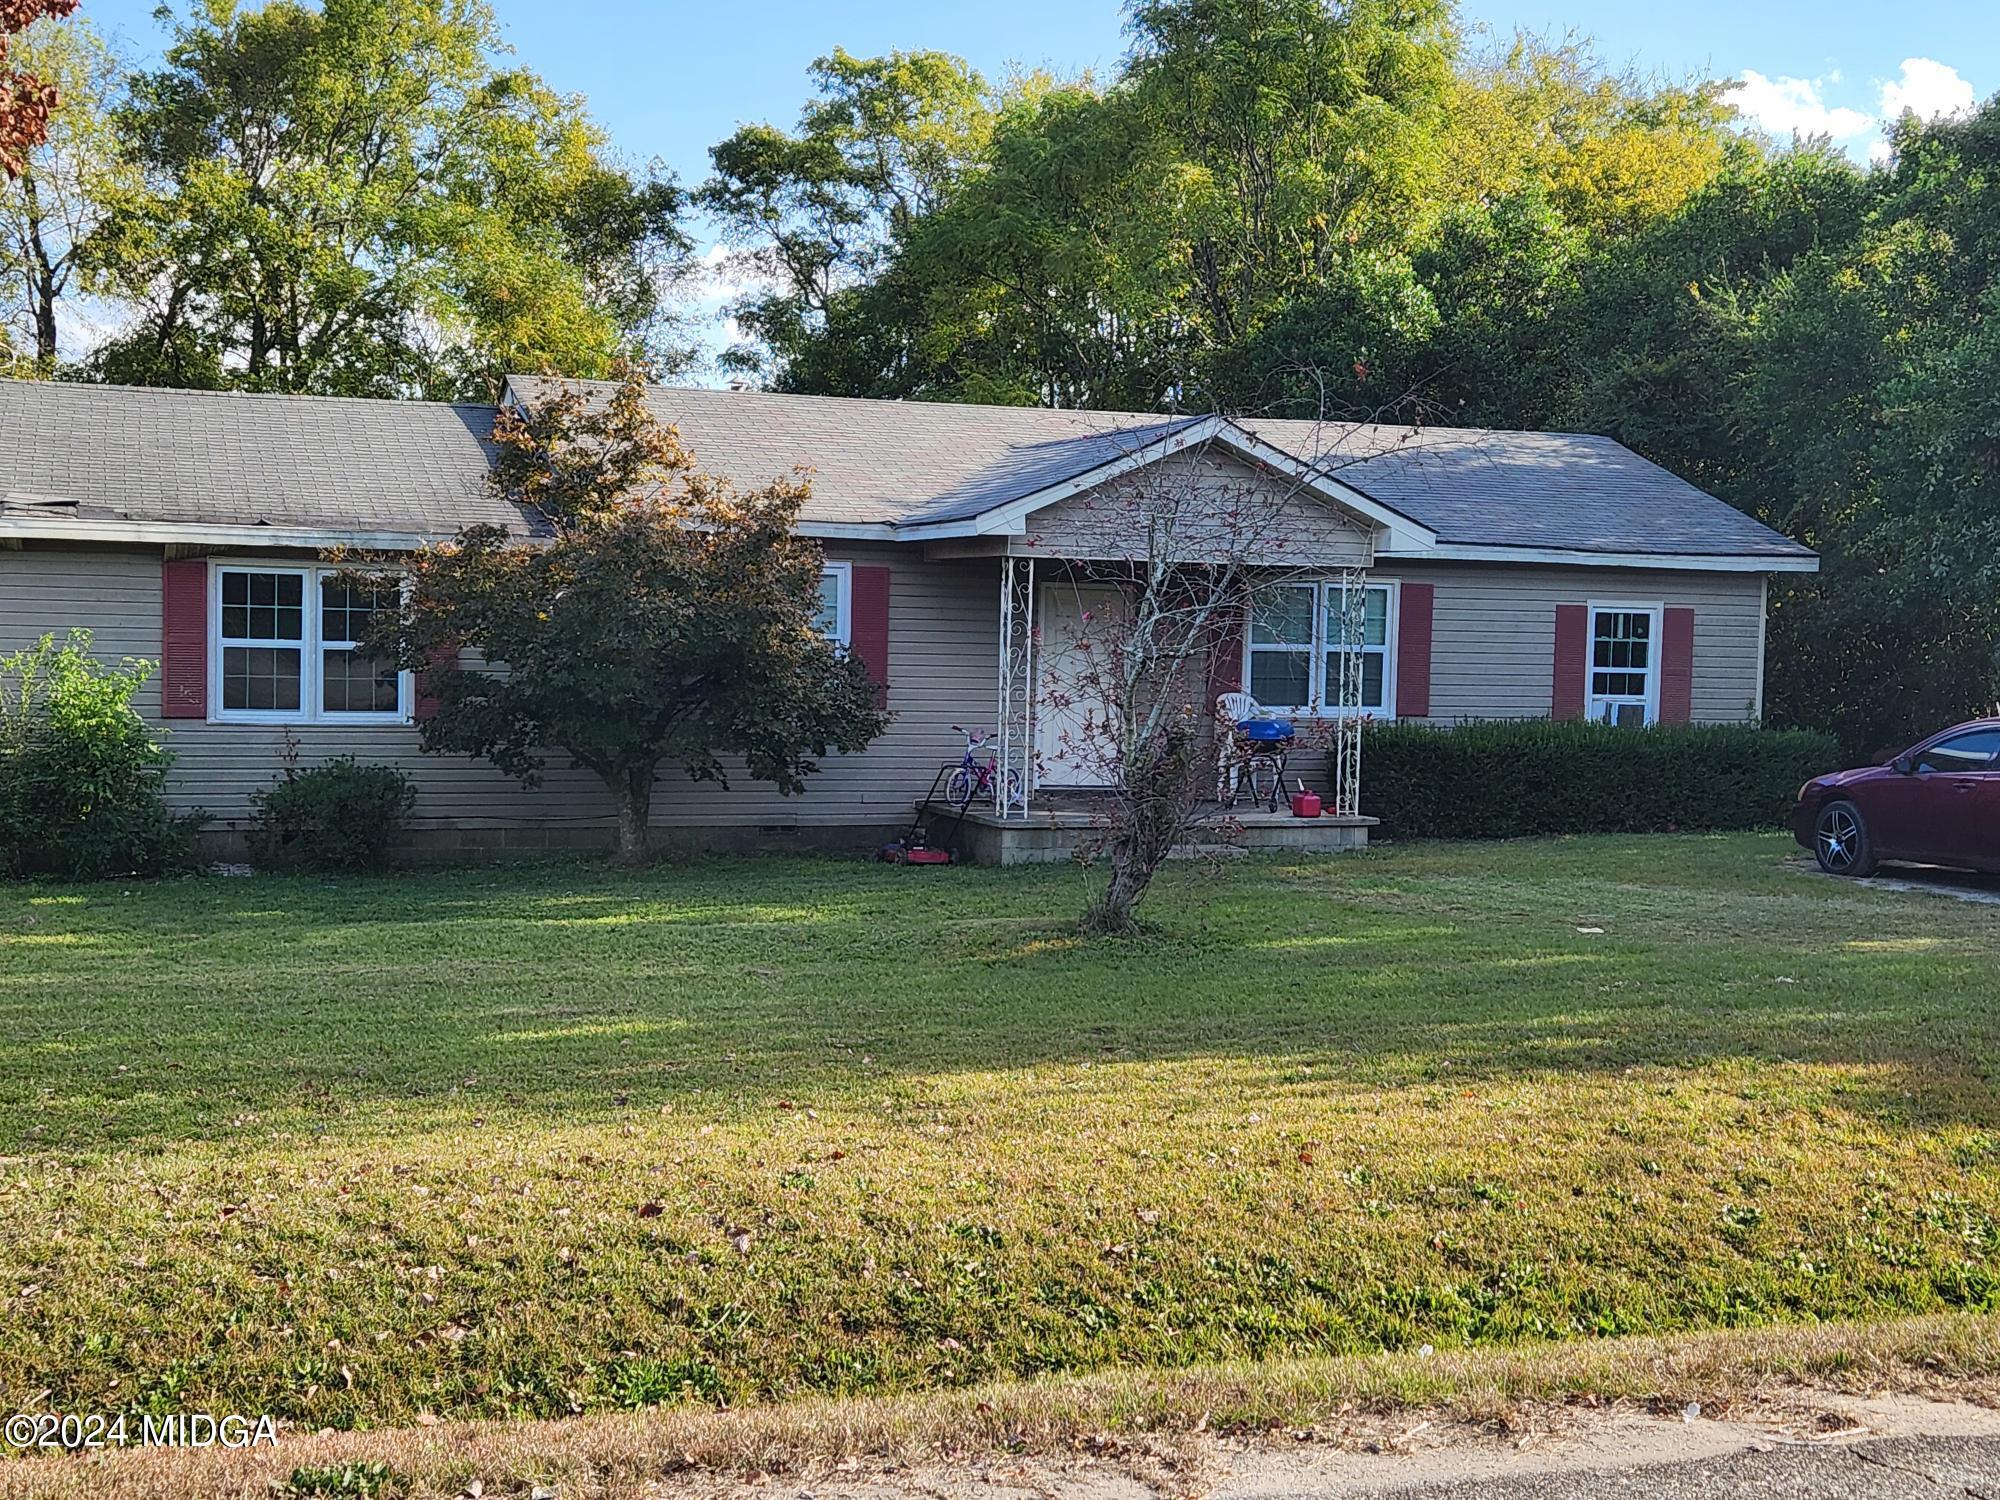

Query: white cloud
[1728,70,1876,139]
[1878,57,1976,123]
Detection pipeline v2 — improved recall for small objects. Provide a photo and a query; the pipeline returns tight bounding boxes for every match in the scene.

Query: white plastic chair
[1215,692,1262,800]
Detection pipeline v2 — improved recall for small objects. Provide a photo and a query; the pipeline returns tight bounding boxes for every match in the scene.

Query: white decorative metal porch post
[995,556,1036,819]
[1331,568,1367,817]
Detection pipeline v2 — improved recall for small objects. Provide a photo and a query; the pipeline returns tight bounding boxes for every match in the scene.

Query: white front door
[1036,583,1128,788]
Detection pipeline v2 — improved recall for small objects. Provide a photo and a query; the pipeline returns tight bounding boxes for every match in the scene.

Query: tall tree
[0,13,126,367]
[700,46,997,379]
[86,0,692,398]
[0,0,77,179]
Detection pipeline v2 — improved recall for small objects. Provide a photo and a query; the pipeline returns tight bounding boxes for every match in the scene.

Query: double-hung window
[1246,580,1395,716]
[213,565,408,724]
[1586,603,1661,728]
[815,561,853,647]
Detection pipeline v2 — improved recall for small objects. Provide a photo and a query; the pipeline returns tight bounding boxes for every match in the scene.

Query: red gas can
[1290,789,1323,819]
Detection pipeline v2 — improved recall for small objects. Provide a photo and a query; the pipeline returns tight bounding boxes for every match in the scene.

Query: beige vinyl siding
[1,543,998,831]
[1,545,1773,837]
[1373,562,1768,725]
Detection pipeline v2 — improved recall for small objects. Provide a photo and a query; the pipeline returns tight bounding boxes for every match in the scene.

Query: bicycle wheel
[944,767,976,807]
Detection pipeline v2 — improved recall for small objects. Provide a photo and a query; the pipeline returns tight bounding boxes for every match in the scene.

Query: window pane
[1324,586,1390,651]
[225,571,304,642]
[322,649,400,715]
[1250,586,1314,646]
[322,576,394,647]
[222,646,302,712]
[814,571,842,638]
[1249,651,1310,707]
[1915,730,2000,773]
[1323,651,1389,711]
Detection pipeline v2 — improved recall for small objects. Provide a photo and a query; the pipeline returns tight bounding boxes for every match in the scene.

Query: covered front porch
[905,553,1380,866]
[898,418,1425,864]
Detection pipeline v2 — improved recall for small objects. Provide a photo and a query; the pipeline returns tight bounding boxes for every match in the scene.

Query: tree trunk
[19,169,58,364]
[1084,856,1153,936]
[1081,723,1196,936]
[612,763,657,867]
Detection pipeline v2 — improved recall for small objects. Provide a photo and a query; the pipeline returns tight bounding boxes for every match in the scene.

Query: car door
[1964,742,2000,873]
[1873,729,2000,867]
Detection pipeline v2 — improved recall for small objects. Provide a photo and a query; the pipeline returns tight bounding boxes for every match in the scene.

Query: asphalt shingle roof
[0,375,1813,562]
[0,378,526,536]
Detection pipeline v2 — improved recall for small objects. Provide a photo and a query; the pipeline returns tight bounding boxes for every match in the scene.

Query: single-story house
[0,376,1818,860]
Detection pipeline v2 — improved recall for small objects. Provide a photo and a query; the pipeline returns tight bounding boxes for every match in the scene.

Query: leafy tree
[86,0,692,398]
[0,0,77,178]
[700,46,997,379]
[366,369,890,865]
[0,13,127,367]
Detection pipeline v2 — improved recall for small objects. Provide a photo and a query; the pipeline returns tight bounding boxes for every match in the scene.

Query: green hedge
[1356,720,1843,840]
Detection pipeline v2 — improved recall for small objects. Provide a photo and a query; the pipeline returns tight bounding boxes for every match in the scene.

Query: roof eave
[1386,541,1821,574]
[0,515,468,551]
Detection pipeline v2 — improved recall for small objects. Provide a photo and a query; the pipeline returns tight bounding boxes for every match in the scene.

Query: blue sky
[63,0,1998,363]
[76,0,1994,183]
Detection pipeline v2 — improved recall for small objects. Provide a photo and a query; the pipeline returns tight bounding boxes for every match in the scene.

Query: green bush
[1357,720,1844,840]
[0,632,205,880]
[252,757,418,872]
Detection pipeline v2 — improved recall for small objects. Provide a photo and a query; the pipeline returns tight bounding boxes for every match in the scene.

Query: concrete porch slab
[917,801,1376,867]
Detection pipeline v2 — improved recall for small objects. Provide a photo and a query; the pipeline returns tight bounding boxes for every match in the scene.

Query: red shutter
[1660,607,1695,725]
[160,559,208,720]
[1207,597,1245,705]
[414,644,454,721]
[850,565,891,705]
[1394,582,1434,720]
[1552,603,1588,721]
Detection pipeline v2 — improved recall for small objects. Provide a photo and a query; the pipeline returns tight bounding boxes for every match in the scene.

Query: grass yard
[2,834,1998,1432]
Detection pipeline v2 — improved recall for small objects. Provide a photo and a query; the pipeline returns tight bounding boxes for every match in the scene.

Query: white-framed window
[211,563,409,725]
[1245,579,1397,716]
[815,561,853,647]
[1586,602,1662,728]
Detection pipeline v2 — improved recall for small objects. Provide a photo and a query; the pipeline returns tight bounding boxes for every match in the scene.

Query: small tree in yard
[364,369,889,865]
[1043,394,1424,935]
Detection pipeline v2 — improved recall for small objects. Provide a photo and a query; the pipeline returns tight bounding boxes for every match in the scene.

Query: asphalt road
[1361,1435,2000,1498]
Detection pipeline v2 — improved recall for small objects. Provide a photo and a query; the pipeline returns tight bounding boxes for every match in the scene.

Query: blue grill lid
[1237,718,1295,741]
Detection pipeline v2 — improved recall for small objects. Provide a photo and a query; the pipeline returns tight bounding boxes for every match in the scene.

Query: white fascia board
[796,520,902,541]
[1382,542,1822,574]
[0,515,453,551]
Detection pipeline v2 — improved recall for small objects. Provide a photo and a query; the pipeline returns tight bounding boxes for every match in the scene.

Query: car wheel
[1814,799,1878,877]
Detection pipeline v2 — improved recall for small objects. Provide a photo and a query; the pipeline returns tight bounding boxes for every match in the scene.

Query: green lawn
[2,835,1997,1430]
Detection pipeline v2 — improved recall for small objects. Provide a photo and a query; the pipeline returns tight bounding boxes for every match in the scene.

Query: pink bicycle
[944,726,1025,809]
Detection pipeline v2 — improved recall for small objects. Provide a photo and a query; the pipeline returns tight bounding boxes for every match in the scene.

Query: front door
[1035,582,1128,788]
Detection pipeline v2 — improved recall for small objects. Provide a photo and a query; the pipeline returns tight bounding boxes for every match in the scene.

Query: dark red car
[1793,718,2000,877]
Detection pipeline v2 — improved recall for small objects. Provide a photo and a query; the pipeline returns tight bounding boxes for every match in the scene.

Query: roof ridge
[508,375,1211,427]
